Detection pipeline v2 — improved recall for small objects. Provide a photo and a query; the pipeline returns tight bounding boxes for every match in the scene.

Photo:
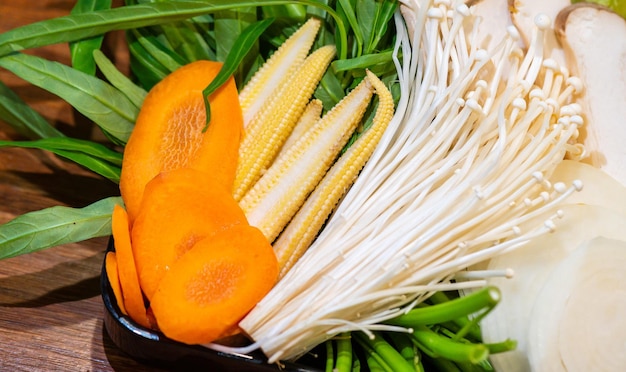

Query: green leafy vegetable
[0,137,122,165]
[0,52,137,144]
[0,138,122,182]
[202,18,275,128]
[0,197,122,260]
[0,81,64,139]
[92,50,147,108]
[128,27,186,73]
[0,1,347,59]
[69,0,112,75]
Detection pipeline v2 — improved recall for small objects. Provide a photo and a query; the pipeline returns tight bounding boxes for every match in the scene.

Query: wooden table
[0,2,168,370]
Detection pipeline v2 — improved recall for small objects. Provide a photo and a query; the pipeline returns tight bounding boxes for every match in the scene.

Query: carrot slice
[149,224,279,345]
[119,60,243,221]
[131,168,249,300]
[112,204,151,328]
[104,251,127,316]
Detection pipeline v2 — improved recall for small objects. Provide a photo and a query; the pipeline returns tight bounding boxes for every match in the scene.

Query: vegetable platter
[1,0,625,371]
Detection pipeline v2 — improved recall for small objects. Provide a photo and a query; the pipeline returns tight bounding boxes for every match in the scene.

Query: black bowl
[100,238,324,371]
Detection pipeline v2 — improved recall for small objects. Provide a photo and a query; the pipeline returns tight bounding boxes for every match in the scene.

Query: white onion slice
[549,160,626,215]
[527,236,626,371]
[481,204,626,370]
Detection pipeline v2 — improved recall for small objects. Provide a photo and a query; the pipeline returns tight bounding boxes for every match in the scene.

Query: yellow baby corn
[276,98,323,159]
[234,45,336,201]
[273,71,395,277]
[240,76,375,242]
[238,17,321,127]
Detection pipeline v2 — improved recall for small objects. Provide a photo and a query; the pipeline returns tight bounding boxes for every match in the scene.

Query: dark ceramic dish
[100,239,324,371]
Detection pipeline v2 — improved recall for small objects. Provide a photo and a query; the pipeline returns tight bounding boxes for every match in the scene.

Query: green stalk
[485,338,517,354]
[325,339,335,372]
[425,357,462,372]
[410,325,489,365]
[354,332,415,372]
[387,332,419,371]
[335,332,353,372]
[385,286,500,328]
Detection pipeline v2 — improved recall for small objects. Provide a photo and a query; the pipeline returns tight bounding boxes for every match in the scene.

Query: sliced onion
[549,160,626,215]
[527,237,626,371]
[481,204,626,370]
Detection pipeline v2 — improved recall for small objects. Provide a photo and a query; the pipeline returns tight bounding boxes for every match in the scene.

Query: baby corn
[276,98,323,159]
[234,45,336,201]
[238,17,321,127]
[273,71,395,277]
[240,76,375,242]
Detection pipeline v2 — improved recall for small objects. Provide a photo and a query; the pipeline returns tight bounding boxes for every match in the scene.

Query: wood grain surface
[0,2,168,371]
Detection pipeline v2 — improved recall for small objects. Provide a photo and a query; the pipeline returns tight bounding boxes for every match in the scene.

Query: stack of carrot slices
[104,60,279,345]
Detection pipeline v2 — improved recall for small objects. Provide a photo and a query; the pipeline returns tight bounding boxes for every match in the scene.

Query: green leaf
[69,0,112,75]
[355,0,377,55]
[0,0,348,60]
[214,7,261,86]
[337,0,363,57]
[129,27,185,72]
[0,138,123,183]
[0,137,123,166]
[261,4,307,22]
[0,81,64,139]
[0,197,122,260]
[92,49,147,108]
[126,31,170,90]
[52,149,121,183]
[158,19,214,63]
[185,14,218,61]
[0,53,137,144]
[367,0,397,55]
[202,17,275,129]
[315,68,347,110]
[332,50,394,72]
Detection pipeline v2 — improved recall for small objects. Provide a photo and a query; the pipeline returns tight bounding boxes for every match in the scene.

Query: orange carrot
[149,224,279,345]
[119,60,243,221]
[131,168,249,300]
[111,204,151,329]
[104,251,127,316]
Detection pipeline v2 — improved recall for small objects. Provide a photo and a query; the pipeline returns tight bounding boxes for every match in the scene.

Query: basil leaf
[202,17,274,129]
[0,53,137,144]
[0,197,122,260]
[0,81,64,139]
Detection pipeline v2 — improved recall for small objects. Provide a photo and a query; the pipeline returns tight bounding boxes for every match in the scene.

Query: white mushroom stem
[555,3,626,187]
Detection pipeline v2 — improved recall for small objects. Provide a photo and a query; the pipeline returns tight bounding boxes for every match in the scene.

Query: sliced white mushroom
[527,236,626,372]
[482,204,626,371]
[555,4,626,187]
[508,0,570,65]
